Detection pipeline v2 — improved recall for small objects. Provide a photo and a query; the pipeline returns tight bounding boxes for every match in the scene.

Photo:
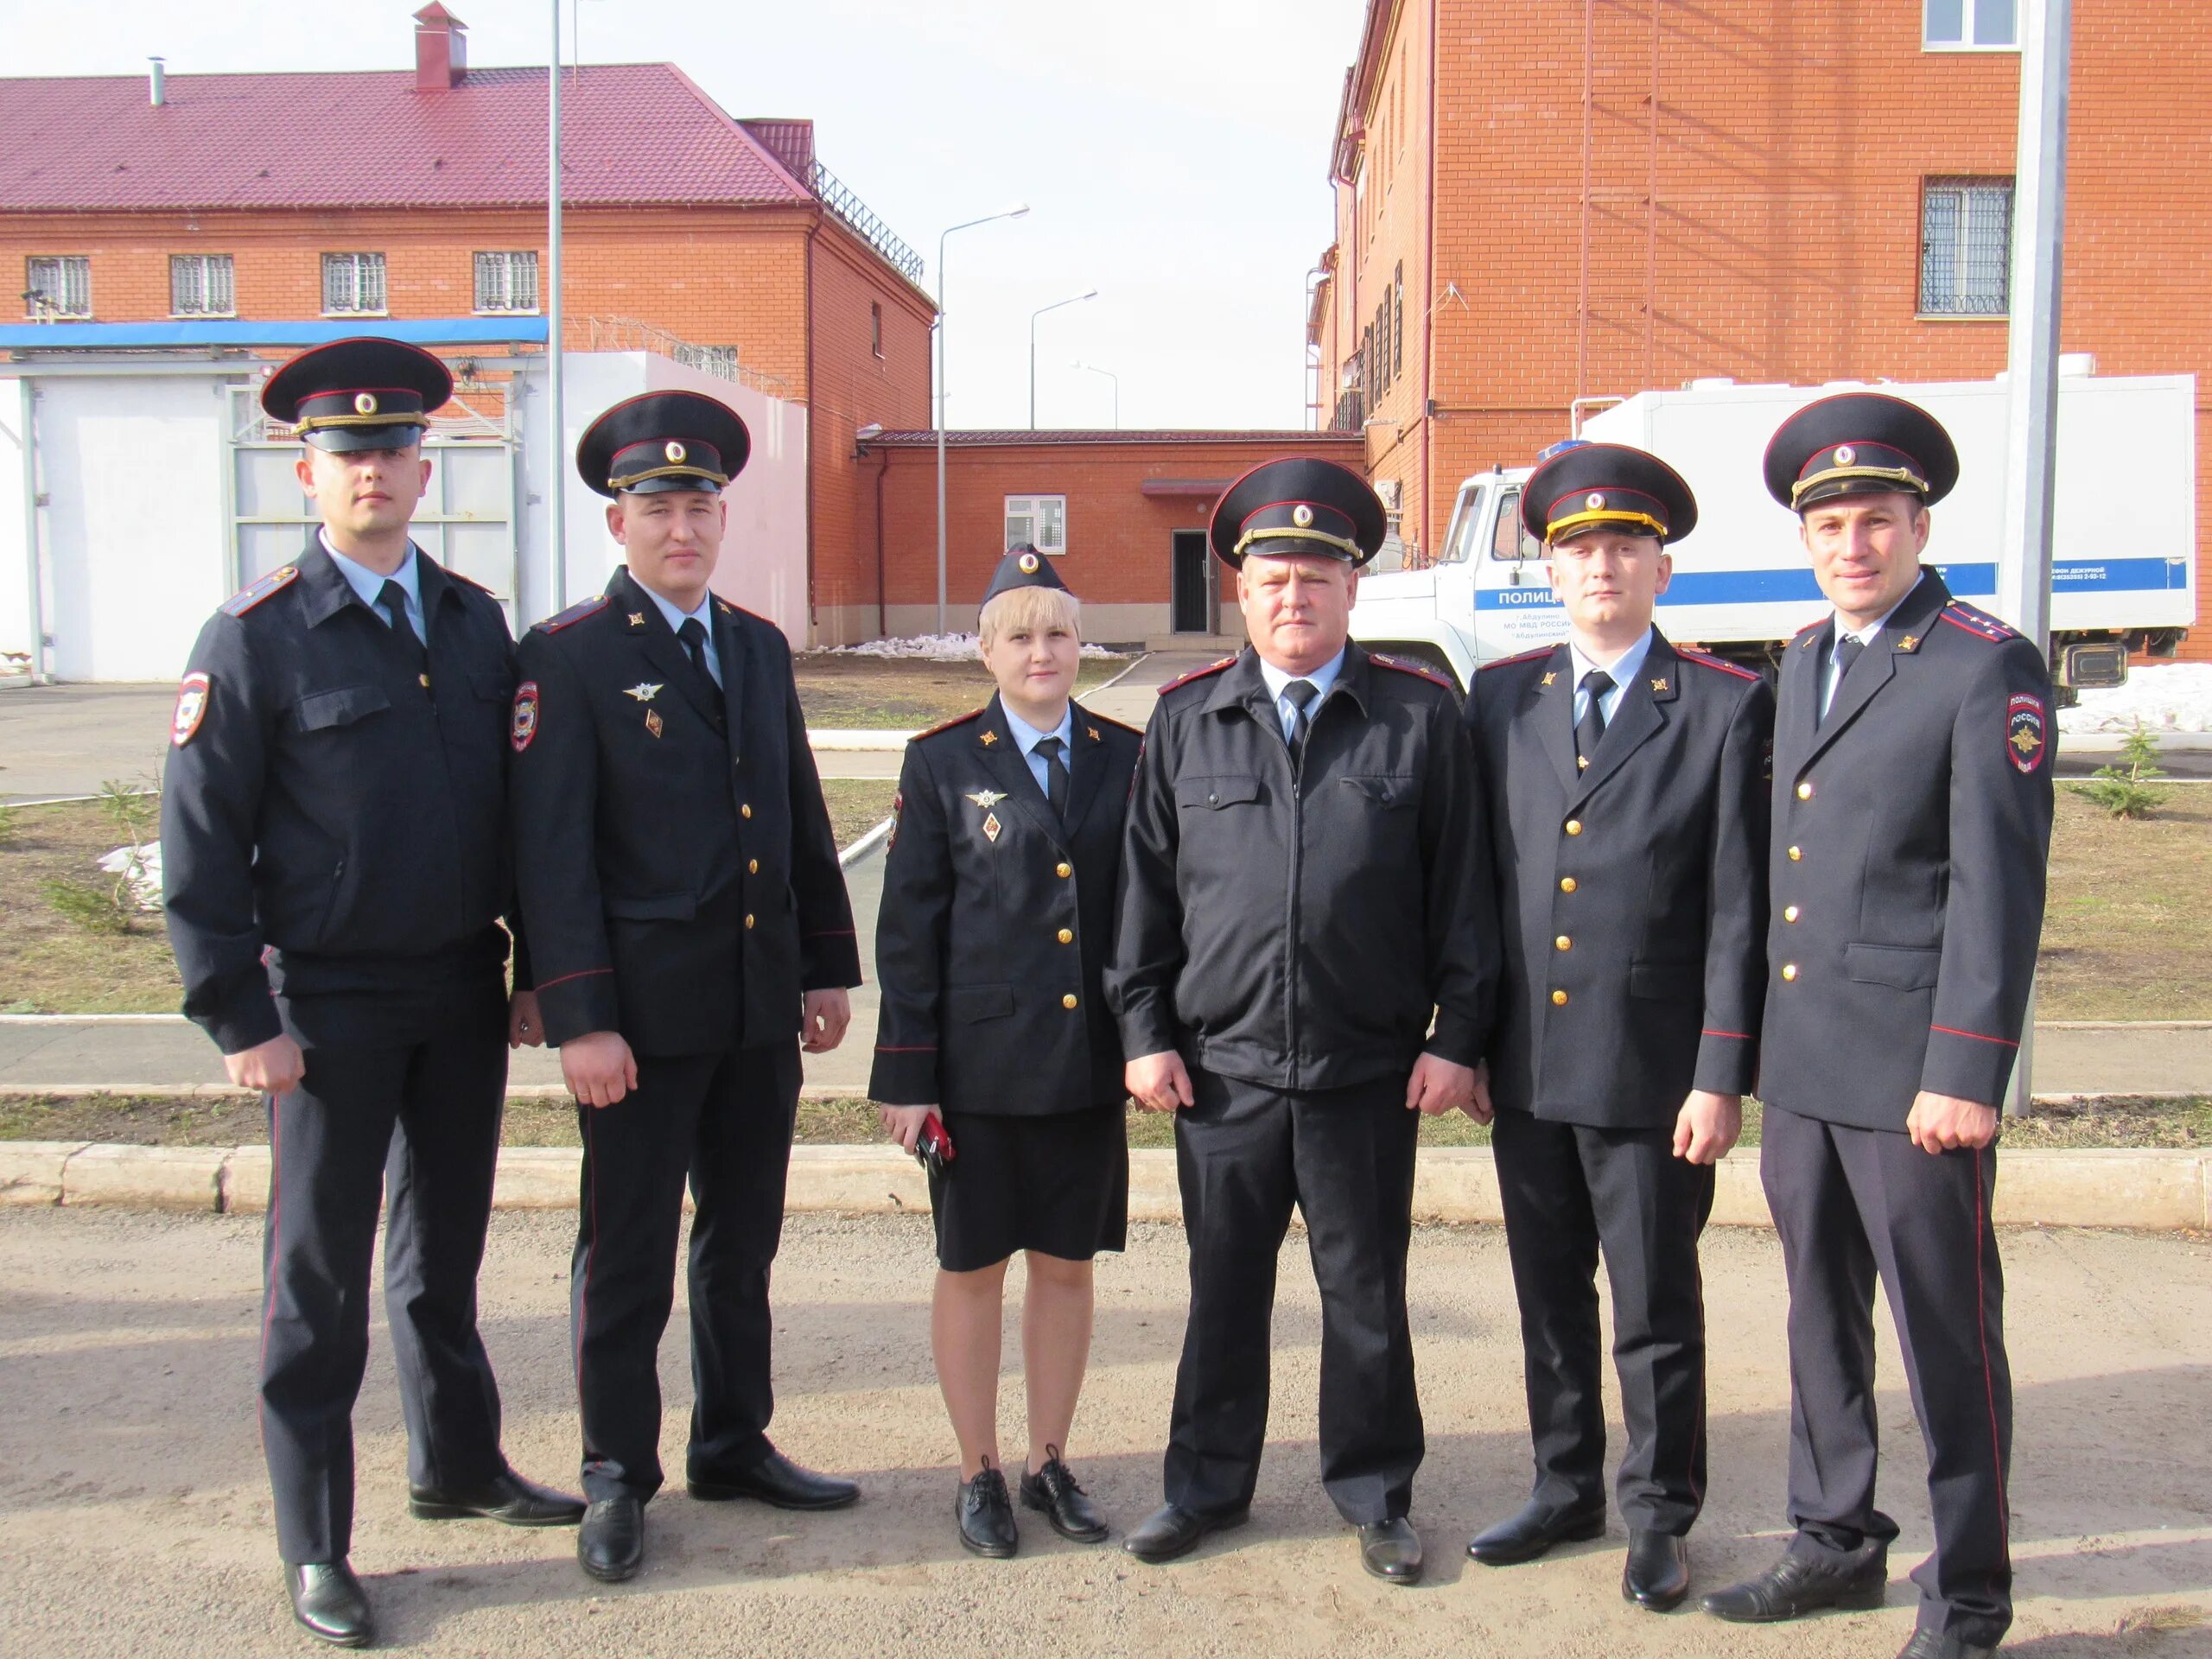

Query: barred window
[474,251,539,314]
[1919,179,2012,315]
[170,253,235,317]
[24,255,91,319]
[1004,495,1067,555]
[1925,0,2017,48]
[1392,262,1405,383]
[321,252,387,315]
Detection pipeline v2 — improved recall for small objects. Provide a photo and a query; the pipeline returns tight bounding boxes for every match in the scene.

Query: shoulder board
[1476,646,1554,673]
[1940,601,2020,644]
[1791,616,1827,639]
[1675,648,1761,683]
[1083,709,1142,736]
[712,596,769,626]
[535,594,611,634]
[912,707,986,741]
[1158,655,1238,695]
[1368,652,1455,690]
[220,564,299,616]
[445,568,497,598]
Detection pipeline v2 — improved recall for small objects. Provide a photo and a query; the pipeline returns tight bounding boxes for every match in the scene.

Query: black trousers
[259,1025,508,1564]
[1491,1109,1714,1535]
[1761,1103,2012,1648]
[571,1039,802,1503]
[1163,1067,1423,1525]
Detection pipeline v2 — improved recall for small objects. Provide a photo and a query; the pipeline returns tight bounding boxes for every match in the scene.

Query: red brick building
[0,4,935,641]
[1310,0,2211,658]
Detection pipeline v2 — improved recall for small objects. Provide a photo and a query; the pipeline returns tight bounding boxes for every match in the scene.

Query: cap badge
[1834,444,1856,466]
[1019,552,1040,574]
[1586,493,1605,511]
[1292,505,1315,528]
[354,392,378,416]
[665,441,687,463]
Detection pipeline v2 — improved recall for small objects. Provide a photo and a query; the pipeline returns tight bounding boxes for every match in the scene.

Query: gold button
[1788,845,1802,861]
[747,859,760,875]
[1782,963,1798,982]
[418,673,430,688]
[1554,935,1572,951]
[1559,876,1577,893]
[1057,928,1074,944]
[1056,862,1072,878]
[1784,905,1800,923]
[1551,988,1569,1006]
[1062,993,1078,1009]
[1796,781,1814,800]
[1564,819,1583,836]
[741,804,753,819]
[744,914,755,930]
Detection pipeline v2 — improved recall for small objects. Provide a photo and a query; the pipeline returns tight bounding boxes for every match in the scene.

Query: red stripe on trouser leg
[1974,1152,2010,1558]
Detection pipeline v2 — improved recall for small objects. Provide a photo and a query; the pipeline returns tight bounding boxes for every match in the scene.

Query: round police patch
[511,680,540,753]
[2006,692,2047,774]
[171,671,211,747]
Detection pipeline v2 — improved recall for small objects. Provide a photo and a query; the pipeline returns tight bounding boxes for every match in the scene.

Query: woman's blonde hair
[978,583,1082,646]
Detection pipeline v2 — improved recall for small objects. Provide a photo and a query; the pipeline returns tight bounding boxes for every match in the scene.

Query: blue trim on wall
[0,319,547,349]
[1472,558,2182,612]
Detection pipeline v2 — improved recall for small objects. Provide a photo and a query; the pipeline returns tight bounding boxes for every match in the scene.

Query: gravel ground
[0,1210,2208,1657]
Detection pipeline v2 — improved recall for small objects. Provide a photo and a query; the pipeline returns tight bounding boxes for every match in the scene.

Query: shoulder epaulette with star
[1158,655,1237,696]
[1675,647,1761,683]
[221,564,299,616]
[1792,617,1828,649]
[912,707,986,741]
[1080,708,1142,735]
[445,568,498,598]
[1369,652,1456,691]
[534,594,611,634]
[1477,646,1554,674]
[1940,600,2021,644]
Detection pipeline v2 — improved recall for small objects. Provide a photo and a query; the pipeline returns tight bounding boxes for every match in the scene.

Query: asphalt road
[0,1208,2207,1657]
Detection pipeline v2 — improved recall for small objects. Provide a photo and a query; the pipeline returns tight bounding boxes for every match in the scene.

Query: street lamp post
[1071,360,1119,429]
[934,205,1031,634]
[1029,289,1097,429]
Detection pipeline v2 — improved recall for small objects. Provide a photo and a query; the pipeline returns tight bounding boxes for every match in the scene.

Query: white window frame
[1923,0,2018,51]
[169,253,236,318]
[24,255,91,319]
[321,252,388,316]
[1004,494,1069,556]
[1918,178,2013,317]
[473,251,540,315]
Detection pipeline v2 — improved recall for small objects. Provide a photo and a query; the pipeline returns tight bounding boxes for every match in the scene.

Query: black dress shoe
[1019,1447,1108,1543]
[957,1459,1019,1559]
[577,1496,645,1583]
[410,1468,587,1526]
[688,1447,859,1511]
[1897,1630,1997,1659]
[1122,1502,1250,1564]
[1701,1542,1888,1623]
[1467,1499,1606,1566]
[1359,1516,1424,1585]
[1622,1529,1691,1611]
[286,1561,371,1649]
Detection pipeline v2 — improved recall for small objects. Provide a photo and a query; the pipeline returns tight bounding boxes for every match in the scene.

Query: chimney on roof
[148,56,167,107]
[414,3,468,92]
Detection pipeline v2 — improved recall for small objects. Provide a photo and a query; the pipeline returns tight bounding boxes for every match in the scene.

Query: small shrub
[2070,728,2168,820]
[43,876,130,936]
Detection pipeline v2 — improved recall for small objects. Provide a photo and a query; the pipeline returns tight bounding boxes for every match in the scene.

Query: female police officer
[869,548,1141,1558]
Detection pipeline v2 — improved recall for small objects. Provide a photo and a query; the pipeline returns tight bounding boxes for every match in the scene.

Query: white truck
[1351,370,2197,692]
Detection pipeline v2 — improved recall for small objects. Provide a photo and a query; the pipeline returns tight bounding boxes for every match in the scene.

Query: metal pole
[547,0,567,613]
[1028,290,1098,430]
[16,378,46,684]
[935,227,950,635]
[1999,0,2073,1116]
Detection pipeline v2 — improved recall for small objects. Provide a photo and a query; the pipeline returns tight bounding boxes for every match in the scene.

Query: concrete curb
[3,1141,2204,1230]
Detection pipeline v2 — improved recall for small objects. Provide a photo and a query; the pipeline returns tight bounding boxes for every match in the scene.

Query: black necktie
[1574,670,1614,772]
[378,579,424,665]
[1034,734,1071,820]
[1282,678,1320,765]
[1823,633,1866,727]
[678,616,713,687]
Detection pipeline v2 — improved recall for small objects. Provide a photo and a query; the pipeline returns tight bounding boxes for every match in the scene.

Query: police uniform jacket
[1762,569,2054,1127]
[162,540,523,1053]
[509,568,860,1056]
[1465,632,1772,1128]
[869,695,1142,1115]
[1107,642,1497,1092]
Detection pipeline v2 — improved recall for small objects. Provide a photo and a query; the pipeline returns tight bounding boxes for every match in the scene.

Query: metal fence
[582,316,791,399]
[810,161,927,285]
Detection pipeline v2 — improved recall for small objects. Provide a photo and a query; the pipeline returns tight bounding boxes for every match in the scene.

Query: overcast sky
[5,0,1363,431]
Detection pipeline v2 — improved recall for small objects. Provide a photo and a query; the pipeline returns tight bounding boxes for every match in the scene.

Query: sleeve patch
[171,671,212,747]
[511,680,541,752]
[2006,692,2047,773]
[887,788,902,852]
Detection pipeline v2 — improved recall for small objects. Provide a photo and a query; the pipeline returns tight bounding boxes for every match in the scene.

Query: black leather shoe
[957,1459,1019,1559]
[577,1496,645,1583]
[1897,1630,1997,1659]
[1358,1516,1424,1585]
[1701,1542,1888,1623]
[1622,1529,1691,1611]
[410,1468,587,1527]
[1122,1502,1250,1564]
[1467,1499,1606,1566]
[286,1561,371,1649]
[1020,1447,1108,1543]
[688,1448,859,1511]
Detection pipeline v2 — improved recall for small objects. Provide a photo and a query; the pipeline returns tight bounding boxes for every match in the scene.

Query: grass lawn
[818,779,899,849]
[2037,788,2212,1020]
[5,1091,2204,1152]
[793,653,1129,729]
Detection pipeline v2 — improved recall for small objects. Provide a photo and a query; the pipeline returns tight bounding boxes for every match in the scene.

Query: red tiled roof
[868,429,1363,448]
[0,63,814,213]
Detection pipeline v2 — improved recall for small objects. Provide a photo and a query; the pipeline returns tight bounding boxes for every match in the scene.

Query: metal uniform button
[1554,935,1572,951]
[1551,988,1569,1006]
[418,673,430,688]
[1564,819,1583,836]
[741,804,753,819]
[1056,928,1073,944]
[1784,905,1800,923]
[747,859,760,875]
[1796,781,1815,800]
[1559,876,1577,893]
[1788,845,1802,861]
[1782,963,1798,982]
[745,914,756,930]
[1062,993,1078,1009]
[1056,862,1071,878]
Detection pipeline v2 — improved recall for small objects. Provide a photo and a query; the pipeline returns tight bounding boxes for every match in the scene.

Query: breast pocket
[1340,774,1417,810]
[293,684,391,733]
[1175,775,1262,813]
[1843,942,1942,991]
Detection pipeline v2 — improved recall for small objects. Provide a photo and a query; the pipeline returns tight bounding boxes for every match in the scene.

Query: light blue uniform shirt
[321,530,423,639]
[1567,626,1656,728]
[640,582,722,688]
[1257,645,1348,743]
[1001,702,1076,800]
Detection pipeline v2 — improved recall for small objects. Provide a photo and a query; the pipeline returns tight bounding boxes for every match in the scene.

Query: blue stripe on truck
[1471,557,2183,610]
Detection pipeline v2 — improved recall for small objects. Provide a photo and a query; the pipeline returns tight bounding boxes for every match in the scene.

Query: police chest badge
[966,788,1007,844]
[2006,693,2047,774]
[171,672,211,747]
[510,680,540,752]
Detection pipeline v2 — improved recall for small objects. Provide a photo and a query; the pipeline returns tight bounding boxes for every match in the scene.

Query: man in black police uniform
[162,337,582,1648]
[509,391,863,1583]
[1108,456,1496,1583]
[1702,394,2053,1659]
[1460,443,1771,1611]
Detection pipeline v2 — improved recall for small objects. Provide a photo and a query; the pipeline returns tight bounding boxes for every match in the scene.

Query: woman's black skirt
[927,1103,1129,1272]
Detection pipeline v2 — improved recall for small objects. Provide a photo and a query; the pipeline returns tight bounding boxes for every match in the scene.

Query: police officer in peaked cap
[507,390,863,1585]
[162,336,582,1649]
[1702,394,2054,1659]
[1108,456,1498,1584]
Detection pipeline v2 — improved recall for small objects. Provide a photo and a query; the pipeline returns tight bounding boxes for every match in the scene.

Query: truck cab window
[1491,491,1541,562]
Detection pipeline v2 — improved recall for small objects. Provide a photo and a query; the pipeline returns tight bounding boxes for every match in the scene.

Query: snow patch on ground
[812,632,1123,662]
[2058,663,2212,734]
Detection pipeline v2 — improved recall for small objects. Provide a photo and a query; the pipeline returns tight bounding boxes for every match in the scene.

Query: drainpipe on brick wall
[872,444,890,639]
[804,215,821,639]
[1422,0,1439,559]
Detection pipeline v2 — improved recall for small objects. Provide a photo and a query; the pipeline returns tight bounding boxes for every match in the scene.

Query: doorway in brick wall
[1170,530,1214,633]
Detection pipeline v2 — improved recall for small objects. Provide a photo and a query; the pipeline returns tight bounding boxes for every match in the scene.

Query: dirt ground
[2040,790,2212,1020]
[792,653,1127,729]
[0,1210,2206,1658]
